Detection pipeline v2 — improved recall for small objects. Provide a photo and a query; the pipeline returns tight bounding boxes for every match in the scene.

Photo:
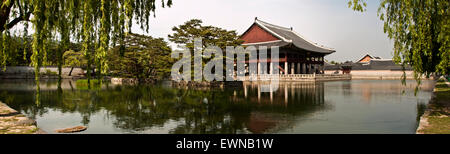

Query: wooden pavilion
[240,18,336,75]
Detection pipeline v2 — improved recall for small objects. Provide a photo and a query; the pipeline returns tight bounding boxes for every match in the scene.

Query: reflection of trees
[0,81,331,134]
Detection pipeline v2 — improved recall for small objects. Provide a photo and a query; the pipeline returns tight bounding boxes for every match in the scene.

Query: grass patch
[420,80,450,134]
[0,129,8,134]
[420,116,450,134]
[434,81,450,103]
[21,127,39,134]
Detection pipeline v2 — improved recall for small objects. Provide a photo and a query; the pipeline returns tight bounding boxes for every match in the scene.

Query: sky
[130,0,394,62]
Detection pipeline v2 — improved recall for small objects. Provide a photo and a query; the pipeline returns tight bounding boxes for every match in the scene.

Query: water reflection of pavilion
[240,82,325,105]
[0,79,332,134]
[234,82,329,133]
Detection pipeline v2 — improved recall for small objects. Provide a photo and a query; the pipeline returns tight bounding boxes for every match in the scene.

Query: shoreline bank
[416,79,450,134]
[0,102,45,134]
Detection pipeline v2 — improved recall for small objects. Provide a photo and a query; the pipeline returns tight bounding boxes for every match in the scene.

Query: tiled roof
[243,18,336,54]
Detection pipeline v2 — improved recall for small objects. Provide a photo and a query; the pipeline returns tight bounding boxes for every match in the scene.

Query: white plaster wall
[325,70,428,80]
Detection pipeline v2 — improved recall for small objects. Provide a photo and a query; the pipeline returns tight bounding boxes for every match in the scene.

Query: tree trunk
[0,0,32,32]
[69,67,74,76]
[0,0,13,32]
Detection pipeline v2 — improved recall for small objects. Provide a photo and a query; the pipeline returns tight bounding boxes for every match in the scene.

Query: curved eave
[255,19,336,55]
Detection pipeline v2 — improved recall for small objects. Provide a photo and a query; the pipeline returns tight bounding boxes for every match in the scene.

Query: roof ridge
[254,19,292,43]
[250,18,335,54]
[256,18,334,51]
[255,19,292,31]
[290,30,335,51]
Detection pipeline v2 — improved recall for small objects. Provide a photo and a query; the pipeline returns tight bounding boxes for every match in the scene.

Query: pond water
[0,79,434,134]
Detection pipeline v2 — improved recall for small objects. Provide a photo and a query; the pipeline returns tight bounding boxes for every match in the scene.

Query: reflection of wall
[349,80,435,103]
[360,83,372,103]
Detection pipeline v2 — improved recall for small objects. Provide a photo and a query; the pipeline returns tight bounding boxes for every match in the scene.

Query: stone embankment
[0,102,45,134]
[171,81,243,88]
[416,79,450,134]
[0,66,84,79]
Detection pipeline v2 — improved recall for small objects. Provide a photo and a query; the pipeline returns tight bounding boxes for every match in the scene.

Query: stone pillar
[284,61,288,75]
[269,62,273,75]
[291,63,295,74]
[257,62,261,75]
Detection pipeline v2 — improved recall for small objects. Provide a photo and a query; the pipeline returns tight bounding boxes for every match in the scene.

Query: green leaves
[348,0,367,12]
[108,33,173,79]
[350,0,450,81]
[0,0,173,83]
[168,19,244,50]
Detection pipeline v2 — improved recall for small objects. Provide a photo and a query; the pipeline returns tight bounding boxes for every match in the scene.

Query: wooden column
[302,63,306,74]
[308,64,312,74]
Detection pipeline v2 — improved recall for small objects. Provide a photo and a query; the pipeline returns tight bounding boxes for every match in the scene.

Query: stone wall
[325,70,430,80]
[0,66,84,79]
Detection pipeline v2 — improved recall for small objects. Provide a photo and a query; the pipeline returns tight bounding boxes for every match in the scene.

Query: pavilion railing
[237,74,351,81]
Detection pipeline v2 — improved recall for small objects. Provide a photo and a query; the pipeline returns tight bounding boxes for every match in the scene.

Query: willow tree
[348,0,449,84]
[0,0,172,87]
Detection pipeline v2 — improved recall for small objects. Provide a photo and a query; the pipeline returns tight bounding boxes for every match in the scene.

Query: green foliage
[0,35,83,67]
[0,35,31,66]
[348,0,367,12]
[63,49,87,68]
[349,0,450,82]
[0,0,173,83]
[76,79,101,90]
[168,19,244,80]
[108,33,174,80]
[329,61,340,65]
[169,19,244,50]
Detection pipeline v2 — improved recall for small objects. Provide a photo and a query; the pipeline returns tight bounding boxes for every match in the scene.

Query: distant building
[357,54,382,64]
[324,53,413,75]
